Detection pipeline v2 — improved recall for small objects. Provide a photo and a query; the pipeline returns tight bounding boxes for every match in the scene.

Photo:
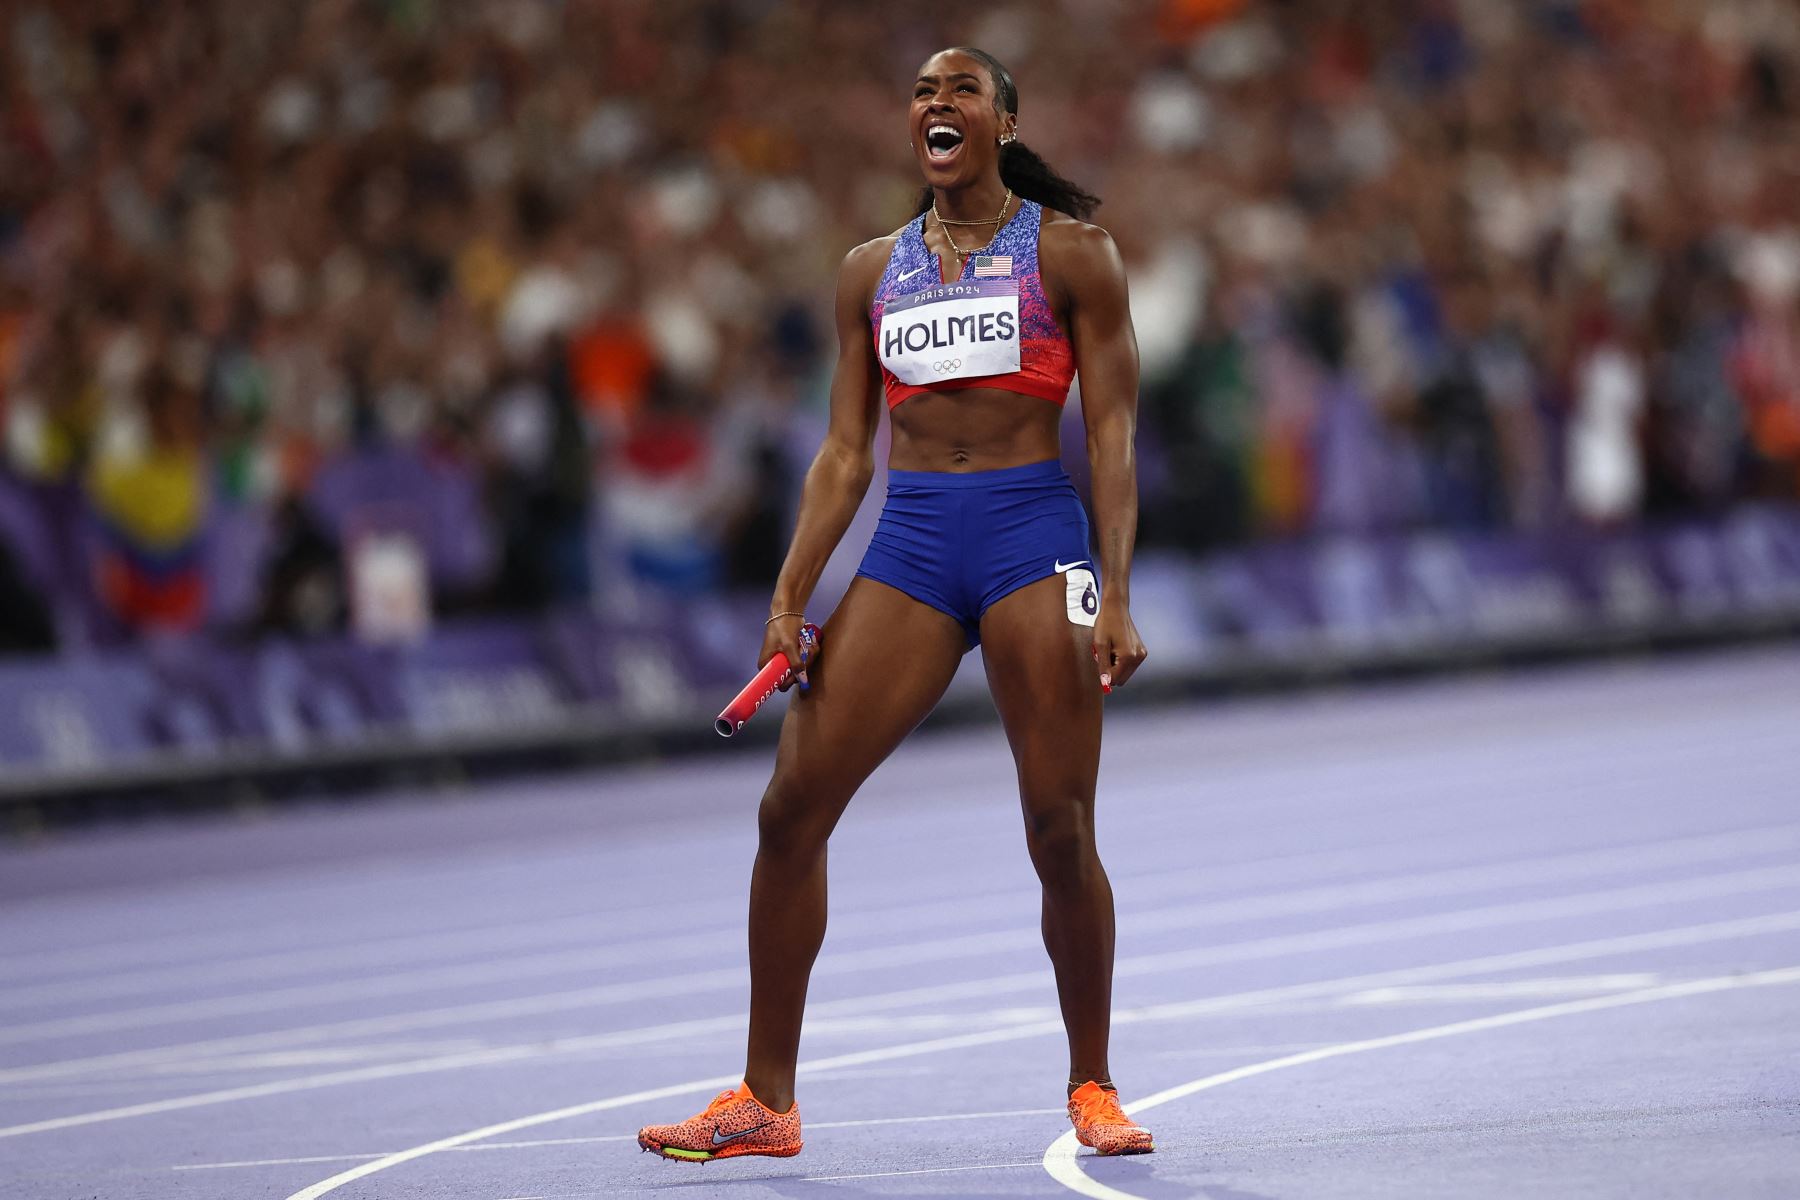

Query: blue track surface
[4,647,1799,1199]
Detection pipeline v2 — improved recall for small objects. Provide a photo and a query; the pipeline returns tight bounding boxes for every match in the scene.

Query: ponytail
[912,47,1101,222]
[914,140,1101,221]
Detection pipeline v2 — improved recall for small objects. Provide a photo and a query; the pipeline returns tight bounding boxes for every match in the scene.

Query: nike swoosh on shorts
[1055,559,1089,573]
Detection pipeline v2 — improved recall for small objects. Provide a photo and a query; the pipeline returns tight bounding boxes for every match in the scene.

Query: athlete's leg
[744,576,968,1111]
[978,574,1113,1087]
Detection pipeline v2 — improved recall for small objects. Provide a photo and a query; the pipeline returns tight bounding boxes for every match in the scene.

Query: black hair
[913,46,1100,221]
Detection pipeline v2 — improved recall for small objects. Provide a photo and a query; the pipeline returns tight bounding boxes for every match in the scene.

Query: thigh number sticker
[1063,567,1099,627]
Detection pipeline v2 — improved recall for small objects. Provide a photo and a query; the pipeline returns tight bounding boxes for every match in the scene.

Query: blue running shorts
[855,458,1100,647]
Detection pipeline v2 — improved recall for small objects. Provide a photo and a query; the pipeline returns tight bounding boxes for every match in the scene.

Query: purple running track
[2,646,1798,1199]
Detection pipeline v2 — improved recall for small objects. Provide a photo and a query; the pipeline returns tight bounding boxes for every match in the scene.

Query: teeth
[924,124,963,158]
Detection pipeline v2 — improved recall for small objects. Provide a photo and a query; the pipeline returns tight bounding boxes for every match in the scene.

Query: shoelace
[699,1088,743,1119]
[1072,1087,1135,1128]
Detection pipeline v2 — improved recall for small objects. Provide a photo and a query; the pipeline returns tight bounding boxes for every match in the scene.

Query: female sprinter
[638,46,1152,1162]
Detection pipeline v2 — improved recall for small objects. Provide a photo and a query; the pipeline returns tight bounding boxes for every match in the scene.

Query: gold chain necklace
[933,188,1012,264]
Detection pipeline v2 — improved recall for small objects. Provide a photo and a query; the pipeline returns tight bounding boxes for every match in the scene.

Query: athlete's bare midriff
[886,386,1063,472]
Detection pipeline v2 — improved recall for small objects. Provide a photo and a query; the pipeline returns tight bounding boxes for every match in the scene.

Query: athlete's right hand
[761,613,810,693]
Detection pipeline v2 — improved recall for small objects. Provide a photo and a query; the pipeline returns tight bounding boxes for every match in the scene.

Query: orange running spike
[637,1082,803,1162]
[1068,1080,1155,1156]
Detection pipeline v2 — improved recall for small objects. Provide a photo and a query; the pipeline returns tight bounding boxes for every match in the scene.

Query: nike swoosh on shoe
[711,1120,774,1146]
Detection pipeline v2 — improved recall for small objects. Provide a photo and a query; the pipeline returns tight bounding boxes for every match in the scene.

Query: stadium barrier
[4,505,1799,816]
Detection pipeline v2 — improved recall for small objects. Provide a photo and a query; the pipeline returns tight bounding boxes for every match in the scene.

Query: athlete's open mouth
[924,124,964,161]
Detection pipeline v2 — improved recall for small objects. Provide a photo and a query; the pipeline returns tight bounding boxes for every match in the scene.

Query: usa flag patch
[972,255,1013,278]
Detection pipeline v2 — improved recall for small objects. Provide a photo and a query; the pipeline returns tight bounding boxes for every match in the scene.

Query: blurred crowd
[1,0,1797,654]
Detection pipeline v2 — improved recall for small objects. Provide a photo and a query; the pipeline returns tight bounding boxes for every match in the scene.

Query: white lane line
[0,823,1712,1080]
[1101,912,1798,1032]
[815,1107,1061,1130]
[7,826,1793,1056]
[0,742,1260,986]
[0,949,744,1047]
[275,911,1800,1199]
[0,773,1001,985]
[803,1161,1044,1182]
[0,875,772,991]
[1107,863,1798,984]
[9,661,1786,983]
[0,1043,486,1094]
[0,812,1516,1008]
[1041,966,1800,1200]
[171,1108,1065,1170]
[0,709,1495,976]
[0,832,1072,1009]
[2,747,1774,1002]
[486,1163,1059,1200]
[10,859,1794,1098]
[8,880,1800,1137]
[282,1025,1084,1200]
[0,1044,567,1139]
[1338,975,1662,1005]
[176,1152,391,1171]
[0,819,1522,1018]
[0,912,623,1013]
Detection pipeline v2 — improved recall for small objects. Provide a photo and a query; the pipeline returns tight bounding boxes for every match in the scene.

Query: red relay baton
[715,623,820,737]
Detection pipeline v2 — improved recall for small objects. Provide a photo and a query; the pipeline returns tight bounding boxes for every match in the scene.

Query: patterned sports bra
[870,198,1076,408]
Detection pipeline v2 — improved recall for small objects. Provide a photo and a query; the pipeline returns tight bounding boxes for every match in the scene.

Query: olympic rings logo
[932,359,962,373]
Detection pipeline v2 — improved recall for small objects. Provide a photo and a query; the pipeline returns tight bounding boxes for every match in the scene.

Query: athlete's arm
[759,238,889,688]
[1054,221,1148,689]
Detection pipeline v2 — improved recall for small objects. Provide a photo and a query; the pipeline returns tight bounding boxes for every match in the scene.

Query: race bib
[1064,566,1099,628]
[879,280,1020,386]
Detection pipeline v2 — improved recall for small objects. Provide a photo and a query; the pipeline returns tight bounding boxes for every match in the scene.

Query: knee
[1023,801,1098,887]
[756,774,833,861]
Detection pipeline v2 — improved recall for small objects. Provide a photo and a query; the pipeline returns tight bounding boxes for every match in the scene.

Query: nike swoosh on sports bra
[871,198,1076,408]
